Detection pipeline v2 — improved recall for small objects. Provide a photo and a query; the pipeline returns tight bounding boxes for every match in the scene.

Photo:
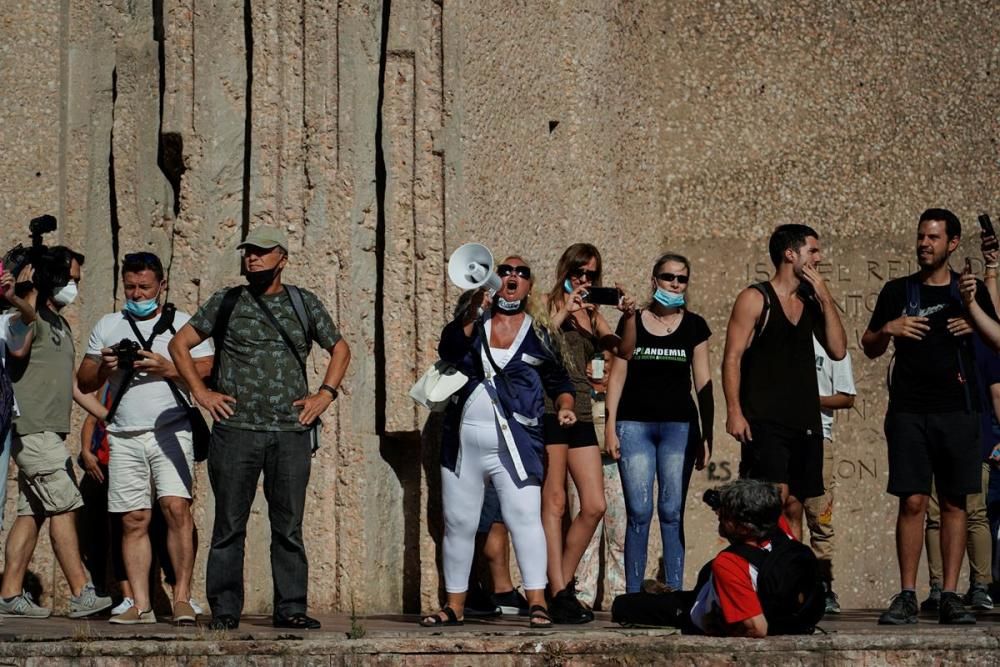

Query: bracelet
[319,384,339,400]
[985,263,999,270]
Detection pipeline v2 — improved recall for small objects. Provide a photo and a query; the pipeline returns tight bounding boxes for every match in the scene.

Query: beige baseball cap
[237,226,289,252]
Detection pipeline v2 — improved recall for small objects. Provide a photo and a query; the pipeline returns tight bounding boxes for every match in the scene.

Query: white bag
[409,360,469,411]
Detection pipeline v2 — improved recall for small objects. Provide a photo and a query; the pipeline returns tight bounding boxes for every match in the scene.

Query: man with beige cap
[169,226,351,630]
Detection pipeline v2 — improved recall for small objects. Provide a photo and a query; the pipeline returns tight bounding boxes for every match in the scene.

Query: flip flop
[420,606,464,627]
[529,605,552,628]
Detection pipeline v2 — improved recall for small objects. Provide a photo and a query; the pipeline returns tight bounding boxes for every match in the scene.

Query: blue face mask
[564,279,574,294]
[125,287,161,318]
[653,288,685,309]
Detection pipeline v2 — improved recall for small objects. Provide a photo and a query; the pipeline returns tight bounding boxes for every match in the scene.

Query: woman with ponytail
[605,253,714,594]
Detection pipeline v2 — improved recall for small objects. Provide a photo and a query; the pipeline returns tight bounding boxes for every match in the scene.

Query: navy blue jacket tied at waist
[438,312,574,486]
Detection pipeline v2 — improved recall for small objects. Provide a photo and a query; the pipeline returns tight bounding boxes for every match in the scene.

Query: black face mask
[245,267,277,290]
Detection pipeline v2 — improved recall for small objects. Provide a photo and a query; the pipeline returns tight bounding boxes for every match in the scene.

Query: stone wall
[0,0,997,614]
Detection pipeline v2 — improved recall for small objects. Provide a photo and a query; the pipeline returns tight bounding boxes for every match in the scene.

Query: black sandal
[420,606,464,627]
[529,605,552,628]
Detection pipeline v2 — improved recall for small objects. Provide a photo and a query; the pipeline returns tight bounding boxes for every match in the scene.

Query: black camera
[112,339,143,371]
[2,214,77,300]
[703,488,721,510]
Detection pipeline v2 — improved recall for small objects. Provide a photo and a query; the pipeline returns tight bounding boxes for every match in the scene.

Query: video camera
[2,215,76,300]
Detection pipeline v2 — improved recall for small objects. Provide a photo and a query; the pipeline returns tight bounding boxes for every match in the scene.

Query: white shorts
[107,427,194,513]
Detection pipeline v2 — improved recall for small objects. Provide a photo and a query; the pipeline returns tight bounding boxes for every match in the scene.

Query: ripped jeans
[616,420,693,592]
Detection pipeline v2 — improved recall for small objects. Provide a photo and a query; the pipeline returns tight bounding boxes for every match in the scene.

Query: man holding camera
[0,246,114,619]
[169,226,350,631]
[77,252,213,625]
[863,208,1000,625]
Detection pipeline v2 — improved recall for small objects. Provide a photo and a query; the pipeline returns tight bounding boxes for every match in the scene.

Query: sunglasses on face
[570,267,600,282]
[656,272,689,284]
[497,264,532,279]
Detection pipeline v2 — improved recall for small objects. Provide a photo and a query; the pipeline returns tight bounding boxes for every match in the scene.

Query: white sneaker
[111,597,135,615]
[189,599,204,616]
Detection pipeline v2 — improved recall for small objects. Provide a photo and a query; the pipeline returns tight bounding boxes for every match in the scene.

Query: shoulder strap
[750,282,771,342]
[475,320,503,376]
[724,542,769,571]
[285,285,315,347]
[905,276,921,316]
[209,287,243,389]
[246,288,309,384]
[106,313,163,423]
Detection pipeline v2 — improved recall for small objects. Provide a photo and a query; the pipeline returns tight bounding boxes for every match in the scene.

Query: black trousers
[206,424,312,618]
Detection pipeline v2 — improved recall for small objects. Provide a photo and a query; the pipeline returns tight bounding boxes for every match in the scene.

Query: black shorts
[543,414,598,448]
[739,419,824,499]
[884,410,981,497]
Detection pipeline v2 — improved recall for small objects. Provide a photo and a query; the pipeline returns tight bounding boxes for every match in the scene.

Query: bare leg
[541,444,569,593]
[562,447,606,586]
[897,494,929,590]
[0,515,44,597]
[483,523,513,593]
[159,496,195,603]
[120,509,153,610]
[50,511,90,595]
[783,494,804,542]
[938,494,968,592]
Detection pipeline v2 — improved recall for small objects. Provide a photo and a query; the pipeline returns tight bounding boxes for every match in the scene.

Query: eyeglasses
[497,264,532,279]
[656,272,689,284]
[570,267,600,282]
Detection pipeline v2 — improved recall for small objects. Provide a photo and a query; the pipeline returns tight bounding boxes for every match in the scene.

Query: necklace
[648,309,681,334]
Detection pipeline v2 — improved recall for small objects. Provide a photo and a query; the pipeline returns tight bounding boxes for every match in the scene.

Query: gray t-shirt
[189,286,341,431]
[9,311,75,436]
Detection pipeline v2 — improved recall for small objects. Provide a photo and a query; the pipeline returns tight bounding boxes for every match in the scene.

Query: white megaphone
[447,243,503,294]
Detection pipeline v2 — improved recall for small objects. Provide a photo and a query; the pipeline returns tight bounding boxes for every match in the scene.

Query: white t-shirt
[813,336,856,440]
[0,313,25,417]
[86,310,213,433]
[462,346,515,424]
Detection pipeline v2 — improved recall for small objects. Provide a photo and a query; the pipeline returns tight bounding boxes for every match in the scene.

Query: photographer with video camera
[77,251,213,625]
[0,216,113,619]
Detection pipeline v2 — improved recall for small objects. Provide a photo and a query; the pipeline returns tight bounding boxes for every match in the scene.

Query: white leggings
[442,420,548,593]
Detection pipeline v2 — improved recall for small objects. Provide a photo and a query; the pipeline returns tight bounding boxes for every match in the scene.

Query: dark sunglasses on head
[497,264,532,279]
[569,267,600,282]
[656,272,689,284]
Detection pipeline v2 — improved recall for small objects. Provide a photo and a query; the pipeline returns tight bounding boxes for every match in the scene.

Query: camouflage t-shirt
[188,286,342,431]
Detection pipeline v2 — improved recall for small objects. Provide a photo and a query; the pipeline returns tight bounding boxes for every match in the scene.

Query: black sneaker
[939,592,975,625]
[209,614,240,630]
[490,589,528,616]
[549,582,593,625]
[877,590,918,625]
[465,584,501,618]
[964,583,994,611]
[824,585,841,615]
[920,583,941,612]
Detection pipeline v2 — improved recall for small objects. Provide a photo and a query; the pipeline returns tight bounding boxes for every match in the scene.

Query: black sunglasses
[497,264,532,279]
[656,272,689,284]
[570,267,600,282]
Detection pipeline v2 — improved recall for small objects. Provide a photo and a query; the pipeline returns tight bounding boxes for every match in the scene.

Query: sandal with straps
[420,606,464,627]
[529,604,552,628]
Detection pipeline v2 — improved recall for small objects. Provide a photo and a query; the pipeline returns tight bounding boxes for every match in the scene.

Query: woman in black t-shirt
[541,243,636,623]
[605,253,714,593]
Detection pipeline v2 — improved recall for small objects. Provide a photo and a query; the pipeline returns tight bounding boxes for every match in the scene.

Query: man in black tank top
[862,209,1000,626]
[722,225,847,543]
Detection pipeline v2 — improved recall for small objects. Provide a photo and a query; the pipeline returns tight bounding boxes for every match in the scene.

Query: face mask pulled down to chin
[245,267,278,290]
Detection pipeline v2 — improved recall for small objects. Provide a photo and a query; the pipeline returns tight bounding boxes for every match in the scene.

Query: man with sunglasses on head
[77,251,214,625]
[169,226,351,631]
[722,225,847,543]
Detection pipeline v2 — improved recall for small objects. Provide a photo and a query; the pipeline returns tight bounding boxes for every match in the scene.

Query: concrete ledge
[1,611,999,665]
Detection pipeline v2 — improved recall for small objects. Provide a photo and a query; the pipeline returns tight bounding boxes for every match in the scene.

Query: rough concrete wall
[1,0,998,615]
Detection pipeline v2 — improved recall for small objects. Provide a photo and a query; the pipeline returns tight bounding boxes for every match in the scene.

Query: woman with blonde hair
[421,255,575,628]
[542,243,635,623]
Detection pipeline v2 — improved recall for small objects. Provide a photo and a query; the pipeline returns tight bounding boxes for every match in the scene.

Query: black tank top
[739,282,822,434]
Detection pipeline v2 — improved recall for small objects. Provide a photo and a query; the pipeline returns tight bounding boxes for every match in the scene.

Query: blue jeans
[616,420,693,592]
[0,430,9,530]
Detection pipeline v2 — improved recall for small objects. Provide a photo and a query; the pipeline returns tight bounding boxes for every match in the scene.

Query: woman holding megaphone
[421,254,576,629]
[542,243,636,623]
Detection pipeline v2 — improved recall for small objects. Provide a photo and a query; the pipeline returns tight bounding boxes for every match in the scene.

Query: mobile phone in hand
[979,214,998,252]
[583,286,621,306]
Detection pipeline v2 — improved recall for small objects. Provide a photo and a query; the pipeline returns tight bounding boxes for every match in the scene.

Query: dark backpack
[725,531,825,635]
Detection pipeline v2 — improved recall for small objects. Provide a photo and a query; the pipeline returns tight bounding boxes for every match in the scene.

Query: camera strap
[105,311,176,423]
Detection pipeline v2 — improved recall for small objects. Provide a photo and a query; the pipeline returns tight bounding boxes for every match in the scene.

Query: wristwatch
[319,384,339,400]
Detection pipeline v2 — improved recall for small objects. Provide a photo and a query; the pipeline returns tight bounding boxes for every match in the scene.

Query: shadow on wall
[378,417,443,614]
